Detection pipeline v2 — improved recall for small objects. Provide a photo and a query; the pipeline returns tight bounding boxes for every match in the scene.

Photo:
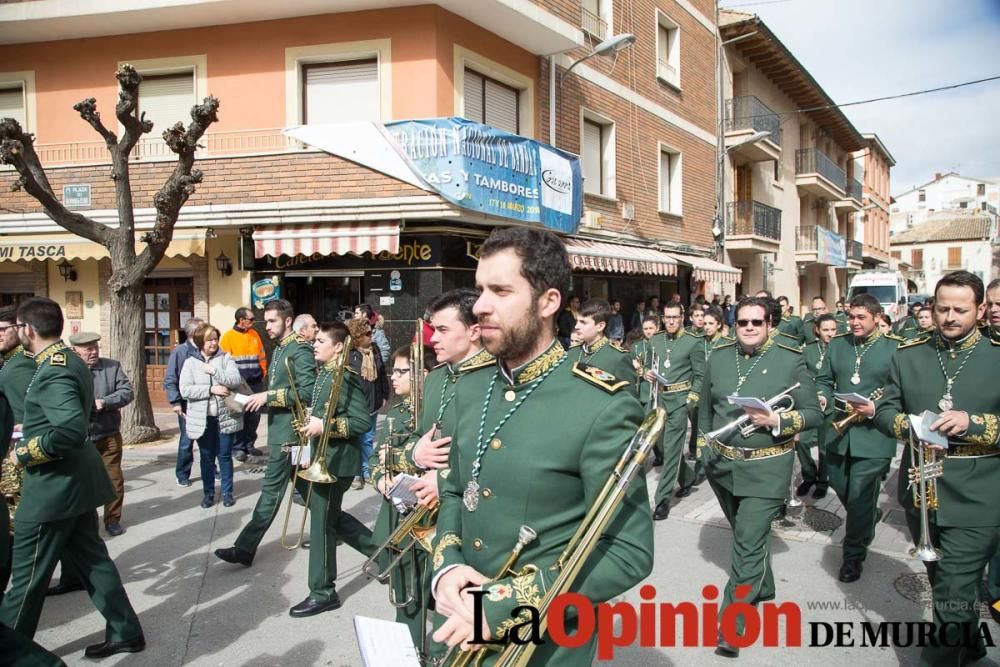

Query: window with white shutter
[582,120,604,195]
[139,73,195,131]
[462,68,519,134]
[302,59,379,124]
[659,150,672,212]
[659,146,681,214]
[0,84,25,128]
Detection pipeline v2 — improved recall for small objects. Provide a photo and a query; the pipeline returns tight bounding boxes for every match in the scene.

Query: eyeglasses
[14,323,26,329]
[737,319,766,327]
[0,324,15,333]
[391,368,411,377]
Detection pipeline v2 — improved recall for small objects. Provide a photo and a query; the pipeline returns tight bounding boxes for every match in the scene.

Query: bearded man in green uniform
[699,296,822,658]
[216,298,317,567]
[1,298,144,658]
[874,271,1000,666]
[983,278,1000,622]
[816,294,901,583]
[572,299,634,382]
[0,306,36,427]
[430,227,652,665]
[637,301,704,520]
[796,313,838,499]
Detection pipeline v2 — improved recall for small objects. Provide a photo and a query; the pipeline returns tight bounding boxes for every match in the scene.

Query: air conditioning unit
[581,211,603,229]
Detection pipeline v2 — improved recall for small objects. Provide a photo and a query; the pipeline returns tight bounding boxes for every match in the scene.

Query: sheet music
[834,392,872,405]
[727,394,772,414]
[291,444,311,467]
[231,393,251,406]
[354,615,421,667]
[909,411,948,447]
[388,473,422,507]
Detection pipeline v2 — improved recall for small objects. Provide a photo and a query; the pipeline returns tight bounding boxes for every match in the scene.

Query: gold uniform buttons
[473,538,483,550]
[482,488,492,498]
[490,438,502,450]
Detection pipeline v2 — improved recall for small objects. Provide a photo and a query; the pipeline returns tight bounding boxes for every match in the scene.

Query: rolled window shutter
[139,73,195,130]
[660,151,672,211]
[583,120,603,195]
[303,59,379,124]
[0,85,26,128]
[483,78,518,134]
[463,69,484,123]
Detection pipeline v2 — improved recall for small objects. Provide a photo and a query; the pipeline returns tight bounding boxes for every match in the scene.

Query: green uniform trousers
[0,624,67,667]
[709,481,783,636]
[0,510,141,641]
[825,453,889,561]
[654,403,696,504]
[795,418,830,485]
[234,445,311,555]
[903,519,1000,667]
[306,476,375,601]
[372,501,431,652]
[986,550,1000,602]
[687,407,705,479]
[1,503,9,603]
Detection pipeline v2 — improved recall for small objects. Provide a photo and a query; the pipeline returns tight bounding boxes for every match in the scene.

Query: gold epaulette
[885,333,905,343]
[571,362,630,393]
[777,331,799,342]
[294,334,308,344]
[777,343,802,354]
[898,336,930,349]
[609,340,628,353]
[714,340,736,350]
[50,352,67,366]
[458,348,495,373]
[568,342,582,348]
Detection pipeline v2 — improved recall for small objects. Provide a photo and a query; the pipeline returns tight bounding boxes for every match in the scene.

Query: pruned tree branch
[73,97,117,149]
[114,64,152,154]
[0,118,111,244]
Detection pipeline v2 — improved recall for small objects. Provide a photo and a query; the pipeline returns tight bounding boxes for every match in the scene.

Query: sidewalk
[24,421,1000,666]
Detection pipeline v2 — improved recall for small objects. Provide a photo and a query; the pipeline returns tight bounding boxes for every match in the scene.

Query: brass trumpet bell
[298,459,334,484]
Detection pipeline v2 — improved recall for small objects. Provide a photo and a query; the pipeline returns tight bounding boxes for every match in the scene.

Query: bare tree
[0,64,219,443]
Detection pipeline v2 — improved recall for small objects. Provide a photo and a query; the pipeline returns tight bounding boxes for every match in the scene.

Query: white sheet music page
[354,615,421,667]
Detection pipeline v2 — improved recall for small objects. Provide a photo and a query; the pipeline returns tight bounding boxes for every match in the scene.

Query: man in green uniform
[430,227,652,664]
[683,305,729,490]
[903,307,935,339]
[796,314,837,499]
[572,299,634,382]
[0,306,36,427]
[631,316,663,418]
[776,295,805,344]
[816,294,901,582]
[699,296,822,657]
[802,296,847,344]
[686,304,706,336]
[639,301,704,520]
[287,321,374,617]
[215,298,317,567]
[874,271,1000,666]
[1,298,144,658]
[983,278,1000,622]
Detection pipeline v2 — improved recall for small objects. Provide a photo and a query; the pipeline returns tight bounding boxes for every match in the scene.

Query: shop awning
[253,222,400,258]
[676,254,742,284]
[0,233,205,261]
[564,238,678,276]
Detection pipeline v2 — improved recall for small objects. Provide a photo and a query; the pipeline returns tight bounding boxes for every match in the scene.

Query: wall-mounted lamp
[205,227,219,240]
[57,258,77,282]
[215,252,233,277]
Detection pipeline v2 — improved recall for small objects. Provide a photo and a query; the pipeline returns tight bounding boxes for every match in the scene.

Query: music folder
[354,615,421,667]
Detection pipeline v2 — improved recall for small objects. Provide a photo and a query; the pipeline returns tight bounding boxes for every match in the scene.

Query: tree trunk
[110,280,159,443]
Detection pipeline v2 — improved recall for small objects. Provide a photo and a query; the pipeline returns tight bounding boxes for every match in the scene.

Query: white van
[847,270,908,322]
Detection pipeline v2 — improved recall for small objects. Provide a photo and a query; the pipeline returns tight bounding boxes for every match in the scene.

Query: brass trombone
[907,428,943,562]
[410,318,425,431]
[280,335,353,550]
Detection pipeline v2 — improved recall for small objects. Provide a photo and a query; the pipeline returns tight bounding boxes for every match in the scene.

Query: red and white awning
[564,239,678,276]
[680,254,742,284]
[253,222,400,258]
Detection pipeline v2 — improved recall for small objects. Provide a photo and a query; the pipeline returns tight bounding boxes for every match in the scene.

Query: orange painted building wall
[0,6,539,143]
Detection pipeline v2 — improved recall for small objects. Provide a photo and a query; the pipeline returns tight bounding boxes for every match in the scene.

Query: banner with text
[384,118,582,233]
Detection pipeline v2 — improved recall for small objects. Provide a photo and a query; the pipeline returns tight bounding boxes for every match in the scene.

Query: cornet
[832,388,884,434]
[701,383,800,445]
[907,429,943,562]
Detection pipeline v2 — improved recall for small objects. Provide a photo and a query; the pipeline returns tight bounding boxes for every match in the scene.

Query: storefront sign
[569,253,662,275]
[255,236,458,272]
[0,244,68,260]
[251,276,281,309]
[389,270,402,291]
[385,118,582,233]
[815,226,847,267]
[63,184,91,208]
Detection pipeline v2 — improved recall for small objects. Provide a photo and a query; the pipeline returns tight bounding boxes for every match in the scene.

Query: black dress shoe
[653,500,671,521]
[84,635,145,658]
[105,522,125,537]
[812,483,828,499]
[46,580,85,596]
[214,546,253,567]
[675,486,694,498]
[795,480,815,497]
[289,594,342,618]
[838,560,863,583]
[652,455,664,467]
[715,634,740,658]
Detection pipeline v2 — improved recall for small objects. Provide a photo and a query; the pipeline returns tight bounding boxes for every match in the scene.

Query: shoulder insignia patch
[777,343,802,354]
[714,340,736,350]
[898,336,930,349]
[609,340,628,352]
[50,352,67,366]
[294,334,308,344]
[571,362,630,393]
[459,349,496,373]
[885,333,905,343]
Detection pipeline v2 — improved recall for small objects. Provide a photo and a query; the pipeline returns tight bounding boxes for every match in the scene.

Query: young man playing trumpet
[816,294,901,583]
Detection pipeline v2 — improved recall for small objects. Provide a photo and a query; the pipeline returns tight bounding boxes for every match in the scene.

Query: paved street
[27,416,1000,666]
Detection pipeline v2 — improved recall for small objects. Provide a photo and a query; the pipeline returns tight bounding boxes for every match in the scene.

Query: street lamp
[549,33,637,145]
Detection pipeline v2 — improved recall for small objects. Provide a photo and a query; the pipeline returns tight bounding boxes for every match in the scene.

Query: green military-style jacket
[0,345,36,423]
[903,326,934,340]
[703,332,732,362]
[370,399,420,490]
[309,360,370,477]
[803,314,848,344]
[571,336,634,391]
[632,328,705,408]
[816,330,901,458]
[698,336,822,499]
[874,330,1000,527]
[13,342,115,523]
[777,315,805,344]
[264,332,316,447]
[803,340,833,416]
[433,340,651,664]
[630,336,655,406]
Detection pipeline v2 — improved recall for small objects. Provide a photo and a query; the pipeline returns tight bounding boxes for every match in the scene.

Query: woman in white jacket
[179,324,244,508]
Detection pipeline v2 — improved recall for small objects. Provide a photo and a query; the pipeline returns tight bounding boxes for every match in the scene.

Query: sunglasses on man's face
[737,319,766,327]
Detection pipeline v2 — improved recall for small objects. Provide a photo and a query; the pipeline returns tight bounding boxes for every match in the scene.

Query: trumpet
[647,348,660,411]
[907,429,943,562]
[280,335,353,550]
[701,383,800,445]
[411,319,425,432]
[832,388,884,434]
[438,525,539,667]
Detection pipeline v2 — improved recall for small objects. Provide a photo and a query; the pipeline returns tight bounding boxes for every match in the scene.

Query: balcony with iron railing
[795,224,847,266]
[834,176,865,212]
[724,96,781,162]
[725,200,782,253]
[795,148,846,199]
[847,178,864,203]
[581,6,607,40]
[848,239,863,264]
